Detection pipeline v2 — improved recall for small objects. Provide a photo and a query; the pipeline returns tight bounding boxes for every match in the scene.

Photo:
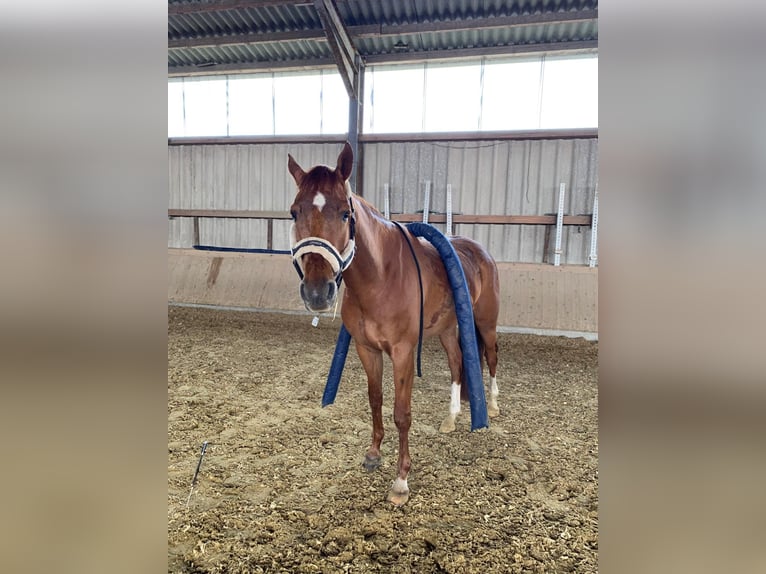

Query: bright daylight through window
[168,55,597,137]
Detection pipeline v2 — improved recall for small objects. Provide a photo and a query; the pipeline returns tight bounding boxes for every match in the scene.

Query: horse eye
[342,211,350,222]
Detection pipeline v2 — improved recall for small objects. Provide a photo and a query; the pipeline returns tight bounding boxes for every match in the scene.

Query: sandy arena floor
[168,305,598,573]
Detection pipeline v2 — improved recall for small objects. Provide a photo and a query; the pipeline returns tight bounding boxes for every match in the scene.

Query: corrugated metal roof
[355,21,596,56]
[169,0,598,76]
[169,4,321,38]
[168,40,333,67]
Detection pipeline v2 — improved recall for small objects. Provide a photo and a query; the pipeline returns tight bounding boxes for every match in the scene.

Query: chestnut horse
[288,142,500,506]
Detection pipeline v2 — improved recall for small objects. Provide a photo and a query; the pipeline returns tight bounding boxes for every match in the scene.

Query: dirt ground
[168,306,598,573]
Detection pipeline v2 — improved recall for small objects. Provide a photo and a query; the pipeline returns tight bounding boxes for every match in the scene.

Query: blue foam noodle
[322,324,352,407]
[406,223,489,431]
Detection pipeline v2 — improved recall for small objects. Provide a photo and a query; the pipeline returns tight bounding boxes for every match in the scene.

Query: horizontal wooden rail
[169,209,291,219]
[168,209,592,226]
[391,214,592,225]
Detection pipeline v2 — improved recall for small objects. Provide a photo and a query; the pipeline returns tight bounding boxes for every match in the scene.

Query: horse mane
[351,193,383,217]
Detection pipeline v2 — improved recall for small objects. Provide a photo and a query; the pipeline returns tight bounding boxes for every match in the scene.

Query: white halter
[290,227,356,279]
[290,196,356,286]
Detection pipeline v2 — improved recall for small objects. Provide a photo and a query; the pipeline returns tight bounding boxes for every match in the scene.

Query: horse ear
[336,142,353,182]
[288,153,305,185]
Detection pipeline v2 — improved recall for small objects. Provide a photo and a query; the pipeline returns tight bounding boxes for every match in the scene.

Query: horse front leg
[388,344,415,506]
[355,342,384,471]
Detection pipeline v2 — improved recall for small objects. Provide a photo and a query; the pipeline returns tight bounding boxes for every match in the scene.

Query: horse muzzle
[300,278,338,312]
[290,225,355,312]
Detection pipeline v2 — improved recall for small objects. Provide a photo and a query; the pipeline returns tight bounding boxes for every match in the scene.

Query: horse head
[288,142,356,312]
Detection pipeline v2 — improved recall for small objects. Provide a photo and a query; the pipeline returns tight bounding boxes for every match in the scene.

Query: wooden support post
[543,225,551,264]
[192,217,200,246]
[588,188,599,268]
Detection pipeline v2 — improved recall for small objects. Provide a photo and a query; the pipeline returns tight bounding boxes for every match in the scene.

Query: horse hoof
[439,417,456,433]
[387,488,410,506]
[363,455,381,472]
[488,405,500,418]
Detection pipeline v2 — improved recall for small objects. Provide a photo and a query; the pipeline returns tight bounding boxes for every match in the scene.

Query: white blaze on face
[313,192,326,211]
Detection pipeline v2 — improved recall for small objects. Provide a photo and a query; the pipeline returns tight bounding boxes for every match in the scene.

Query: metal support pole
[446,184,453,236]
[347,59,364,195]
[383,183,390,219]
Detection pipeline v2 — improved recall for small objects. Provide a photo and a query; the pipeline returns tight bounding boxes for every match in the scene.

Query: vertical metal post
[192,217,200,247]
[347,59,364,195]
[588,188,599,268]
[383,183,390,219]
[553,183,566,266]
[446,184,453,236]
[347,94,360,193]
[422,180,431,224]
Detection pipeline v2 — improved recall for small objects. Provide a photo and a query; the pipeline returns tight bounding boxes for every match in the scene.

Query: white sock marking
[488,376,500,415]
[450,382,461,415]
[392,477,409,493]
[313,192,326,211]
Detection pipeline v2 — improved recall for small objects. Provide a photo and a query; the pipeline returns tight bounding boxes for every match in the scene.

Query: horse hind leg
[479,325,500,417]
[438,329,463,433]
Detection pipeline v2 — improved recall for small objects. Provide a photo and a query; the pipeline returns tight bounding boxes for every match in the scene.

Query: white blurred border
[602,2,766,573]
[0,3,167,573]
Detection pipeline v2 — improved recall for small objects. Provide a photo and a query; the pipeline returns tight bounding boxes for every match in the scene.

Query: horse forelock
[298,165,352,208]
[298,166,347,198]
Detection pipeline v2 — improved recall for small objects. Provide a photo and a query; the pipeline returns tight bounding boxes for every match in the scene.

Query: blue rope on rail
[321,223,489,431]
